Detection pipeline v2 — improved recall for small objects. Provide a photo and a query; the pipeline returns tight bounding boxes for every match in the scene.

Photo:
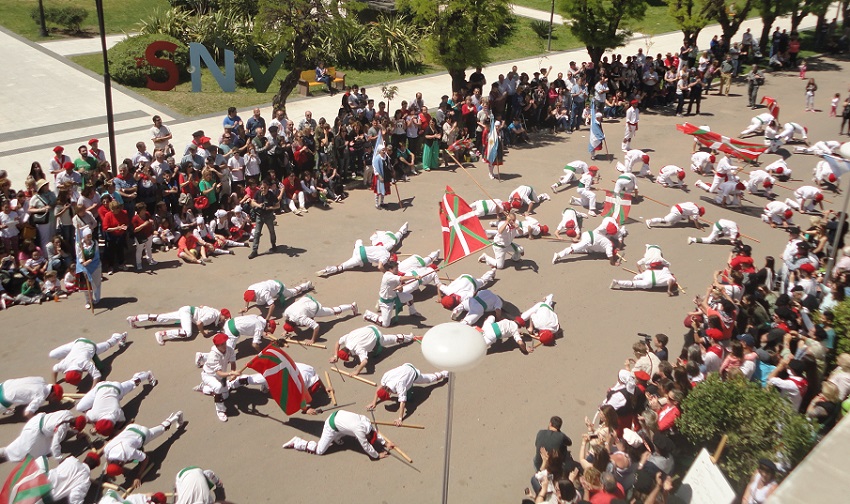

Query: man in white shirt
[283,295,358,342]
[552,230,620,266]
[282,409,394,459]
[316,239,391,276]
[0,411,87,462]
[366,364,448,425]
[102,411,184,487]
[0,377,64,418]
[363,260,422,327]
[75,371,157,436]
[438,270,496,310]
[127,306,231,344]
[49,333,127,387]
[241,278,313,320]
[36,452,102,504]
[330,326,417,376]
[645,202,705,229]
[194,333,238,422]
[618,149,651,177]
[173,466,223,504]
[450,289,504,325]
[518,294,560,342]
[150,115,172,151]
[767,357,807,411]
[622,100,640,151]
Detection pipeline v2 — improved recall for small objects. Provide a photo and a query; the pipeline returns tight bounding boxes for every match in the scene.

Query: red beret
[706,328,725,340]
[634,370,651,381]
[212,333,228,346]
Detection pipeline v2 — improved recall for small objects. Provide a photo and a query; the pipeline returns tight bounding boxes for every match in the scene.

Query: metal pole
[825,175,850,279]
[95,0,118,176]
[441,372,454,504]
[547,0,555,52]
[37,0,48,37]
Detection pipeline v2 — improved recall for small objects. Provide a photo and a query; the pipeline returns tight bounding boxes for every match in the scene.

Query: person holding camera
[247,179,280,260]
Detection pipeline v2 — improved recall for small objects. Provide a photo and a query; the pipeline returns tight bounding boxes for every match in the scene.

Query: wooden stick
[84,273,95,314]
[102,482,127,493]
[533,340,545,349]
[324,371,337,406]
[641,195,669,207]
[283,338,327,349]
[695,218,761,243]
[380,432,413,463]
[372,421,426,429]
[711,434,729,464]
[122,464,155,498]
[622,267,639,275]
[330,367,377,386]
[393,181,404,209]
[64,392,85,399]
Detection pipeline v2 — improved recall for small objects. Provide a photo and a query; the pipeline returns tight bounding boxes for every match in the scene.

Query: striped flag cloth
[486,118,499,165]
[761,96,780,119]
[676,123,767,161]
[0,456,51,504]
[588,101,604,154]
[601,191,632,225]
[246,345,311,415]
[822,154,850,179]
[440,186,490,263]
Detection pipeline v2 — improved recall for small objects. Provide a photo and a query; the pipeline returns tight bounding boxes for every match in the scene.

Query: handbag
[31,196,50,224]
[178,192,191,207]
[194,196,209,210]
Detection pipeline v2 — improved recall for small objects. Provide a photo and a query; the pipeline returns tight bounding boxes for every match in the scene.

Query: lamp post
[547,0,555,51]
[824,142,850,278]
[94,0,118,176]
[421,323,487,504]
[37,0,48,37]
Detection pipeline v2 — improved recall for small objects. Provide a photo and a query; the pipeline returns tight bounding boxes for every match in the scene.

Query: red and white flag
[246,345,311,415]
[676,123,768,162]
[761,96,780,119]
[440,186,490,263]
[0,456,51,504]
[601,191,632,225]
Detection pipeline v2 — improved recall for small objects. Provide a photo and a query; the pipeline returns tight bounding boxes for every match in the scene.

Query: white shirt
[614,173,637,194]
[76,381,130,423]
[0,377,50,415]
[338,326,382,361]
[557,208,586,234]
[442,273,484,300]
[353,242,390,266]
[453,289,502,317]
[175,467,219,504]
[624,149,647,171]
[765,200,792,218]
[297,363,320,390]
[228,155,245,182]
[578,172,594,190]
[380,363,422,402]
[284,296,323,330]
[202,345,235,376]
[150,125,172,150]
[764,159,790,177]
[769,376,804,411]
[637,244,670,269]
[247,280,284,307]
[691,152,714,172]
[563,160,588,174]
[625,106,639,125]
[579,231,615,257]
[471,199,505,217]
[103,423,151,463]
[223,314,267,344]
[794,185,821,202]
[378,271,402,301]
[747,170,774,191]
[191,306,223,327]
[525,302,560,332]
[673,202,700,217]
[50,338,102,380]
[482,319,522,344]
[324,410,384,459]
[510,185,534,204]
[370,230,402,249]
[0,210,21,238]
[36,456,91,504]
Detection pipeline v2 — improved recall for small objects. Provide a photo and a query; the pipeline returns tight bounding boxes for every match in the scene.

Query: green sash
[369,326,384,355]
[0,384,12,408]
[491,322,503,340]
[405,363,420,379]
[226,318,239,337]
[472,295,488,311]
[650,270,657,288]
[460,274,476,290]
[178,465,215,489]
[76,338,103,370]
[378,296,403,322]
[128,426,147,445]
[328,410,340,431]
[414,255,426,267]
[274,280,292,308]
[358,246,368,264]
[97,383,122,395]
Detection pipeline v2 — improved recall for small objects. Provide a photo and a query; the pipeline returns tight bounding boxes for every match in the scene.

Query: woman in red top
[176,232,206,265]
[131,202,156,271]
[101,200,129,274]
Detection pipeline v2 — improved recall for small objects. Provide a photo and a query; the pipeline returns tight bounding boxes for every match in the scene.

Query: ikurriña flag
[440,186,490,263]
[246,345,311,415]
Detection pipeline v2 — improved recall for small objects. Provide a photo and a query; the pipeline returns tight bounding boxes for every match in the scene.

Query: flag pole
[825,175,850,278]
[445,151,507,216]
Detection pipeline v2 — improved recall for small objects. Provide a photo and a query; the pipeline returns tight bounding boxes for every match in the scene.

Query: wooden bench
[297,67,346,96]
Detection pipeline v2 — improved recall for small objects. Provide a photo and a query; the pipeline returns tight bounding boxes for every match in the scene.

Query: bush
[234,62,253,86]
[31,6,89,33]
[108,34,189,88]
[318,15,424,72]
[677,375,817,490]
[530,19,553,40]
[831,297,850,356]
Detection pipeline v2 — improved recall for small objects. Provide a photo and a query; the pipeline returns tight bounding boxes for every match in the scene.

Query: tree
[667,0,711,41]
[400,0,512,92]
[558,0,649,67]
[257,0,355,114]
[677,375,817,490]
[703,0,755,46]
[757,0,795,55]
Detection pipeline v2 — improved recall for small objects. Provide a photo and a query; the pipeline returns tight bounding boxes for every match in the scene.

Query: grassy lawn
[0,0,167,41]
[623,5,682,37]
[71,53,444,116]
[488,17,584,62]
[511,0,557,12]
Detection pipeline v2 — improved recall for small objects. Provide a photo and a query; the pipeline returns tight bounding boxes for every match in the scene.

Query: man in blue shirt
[570,77,587,132]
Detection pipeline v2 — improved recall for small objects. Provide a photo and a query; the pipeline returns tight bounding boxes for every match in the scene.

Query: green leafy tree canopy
[558,0,649,66]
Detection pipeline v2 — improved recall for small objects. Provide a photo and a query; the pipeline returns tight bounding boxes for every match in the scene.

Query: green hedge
[107,34,189,88]
[30,6,89,33]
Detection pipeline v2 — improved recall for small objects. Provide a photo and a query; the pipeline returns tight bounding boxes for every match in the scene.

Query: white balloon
[421,322,486,372]
[839,142,850,160]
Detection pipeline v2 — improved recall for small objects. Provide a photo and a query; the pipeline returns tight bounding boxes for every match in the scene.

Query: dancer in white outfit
[221,314,276,352]
[569,168,600,216]
[366,363,448,425]
[555,208,588,238]
[479,212,524,269]
[746,170,776,197]
[552,231,620,265]
[50,333,127,386]
[282,410,393,459]
[102,411,184,487]
[362,261,422,327]
[76,371,157,436]
[517,294,560,345]
[764,159,792,180]
[35,453,102,504]
[173,466,223,504]
[688,219,739,245]
[795,140,841,156]
[471,199,510,217]
[438,270,496,310]
[241,278,313,319]
[617,149,651,177]
[691,152,716,174]
[636,245,670,272]
[777,122,808,143]
[316,239,391,276]
[613,172,638,196]
[0,377,64,418]
[369,221,410,251]
[656,165,686,188]
[284,295,358,341]
[645,203,705,229]
[551,161,590,191]
[611,267,678,295]
[508,185,550,215]
[0,410,86,462]
[193,333,237,422]
[813,160,839,189]
[330,326,416,376]
[762,201,795,227]
[450,289,504,325]
[740,112,776,136]
[785,186,825,213]
[127,305,230,345]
